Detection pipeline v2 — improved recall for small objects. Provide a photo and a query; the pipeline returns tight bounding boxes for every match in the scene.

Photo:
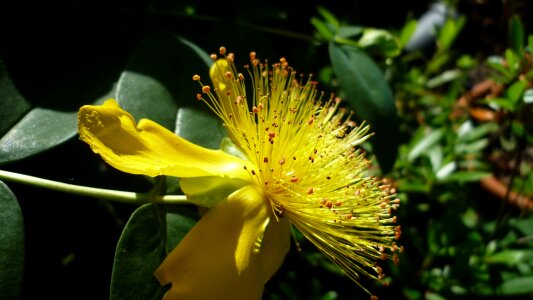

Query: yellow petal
[155,185,291,300]
[78,99,249,180]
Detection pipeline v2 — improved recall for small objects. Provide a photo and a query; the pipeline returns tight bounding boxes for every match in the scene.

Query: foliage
[1,1,532,299]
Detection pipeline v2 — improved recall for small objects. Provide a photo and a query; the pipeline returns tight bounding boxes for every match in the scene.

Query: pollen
[197,48,400,296]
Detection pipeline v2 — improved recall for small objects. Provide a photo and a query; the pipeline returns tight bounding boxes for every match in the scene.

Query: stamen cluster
[194,47,401,297]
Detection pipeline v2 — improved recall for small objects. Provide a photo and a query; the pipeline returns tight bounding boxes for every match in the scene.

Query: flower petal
[155,185,291,300]
[78,99,249,180]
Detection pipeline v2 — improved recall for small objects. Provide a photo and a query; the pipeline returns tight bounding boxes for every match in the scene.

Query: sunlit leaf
[407,128,444,162]
[358,28,401,57]
[506,80,527,104]
[329,42,399,173]
[398,19,417,48]
[0,181,24,299]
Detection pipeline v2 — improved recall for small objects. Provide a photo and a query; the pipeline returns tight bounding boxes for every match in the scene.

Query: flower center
[194,49,401,292]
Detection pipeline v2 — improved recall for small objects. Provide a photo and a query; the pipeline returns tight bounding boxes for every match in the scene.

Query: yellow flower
[78,48,400,300]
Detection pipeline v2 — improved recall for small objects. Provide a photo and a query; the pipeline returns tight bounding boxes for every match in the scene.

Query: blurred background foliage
[1,0,532,299]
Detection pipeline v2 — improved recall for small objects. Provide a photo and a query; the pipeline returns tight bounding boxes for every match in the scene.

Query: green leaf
[426,69,463,88]
[509,15,525,54]
[316,6,339,28]
[499,276,533,295]
[0,59,116,165]
[311,17,334,40]
[506,80,527,104]
[0,181,24,300]
[358,28,401,57]
[329,42,399,173]
[398,19,417,48]
[174,107,226,150]
[110,203,197,300]
[0,58,31,137]
[437,16,465,52]
[484,250,533,266]
[336,25,363,39]
[440,171,490,183]
[116,34,211,131]
[407,128,444,162]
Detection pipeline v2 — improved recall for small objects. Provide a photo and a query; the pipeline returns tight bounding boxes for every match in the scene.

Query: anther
[225,71,232,78]
[279,158,285,165]
[326,201,333,209]
[263,157,268,163]
[268,131,276,138]
[196,93,202,101]
[249,51,256,60]
[345,213,353,219]
[192,74,200,81]
[210,53,217,60]
[202,86,211,93]
[253,106,259,114]
[219,46,226,55]
[238,73,244,80]
[393,253,400,265]
[227,53,235,63]
[251,170,256,175]
[290,176,298,183]
[335,201,342,207]
[307,188,313,195]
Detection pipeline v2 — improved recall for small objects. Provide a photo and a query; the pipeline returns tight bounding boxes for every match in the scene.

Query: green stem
[0,170,188,205]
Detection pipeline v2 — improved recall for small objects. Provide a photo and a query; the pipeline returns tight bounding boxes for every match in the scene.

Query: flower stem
[0,169,188,205]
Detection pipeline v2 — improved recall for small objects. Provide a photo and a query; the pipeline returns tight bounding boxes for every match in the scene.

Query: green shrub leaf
[329,42,399,173]
[0,181,24,300]
[110,203,197,300]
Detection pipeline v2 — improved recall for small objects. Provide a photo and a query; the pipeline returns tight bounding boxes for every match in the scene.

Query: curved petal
[155,185,291,300]
[78,99,249,180]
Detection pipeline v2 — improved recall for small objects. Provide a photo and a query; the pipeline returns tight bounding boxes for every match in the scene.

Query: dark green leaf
[311,18,334,40]
[116,34,211,131]
[509,15,525,54]
[110,203,197,300]
[0,181,24,300]
[174,107,226,150]
[329,42,399,173]
[336,25,363,39]
[317,6,339,28]
[0,58,31,137]
[499,276,533,295]
[0,60,116,165]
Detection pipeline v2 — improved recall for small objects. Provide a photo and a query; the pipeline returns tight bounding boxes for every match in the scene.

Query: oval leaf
[0,66,115,165]
[116,34,211,131]
[329,41,399,172]
[110,203,197,300]
[0,58,31,137]
[0,181,24,300]
[174,107,226,150]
